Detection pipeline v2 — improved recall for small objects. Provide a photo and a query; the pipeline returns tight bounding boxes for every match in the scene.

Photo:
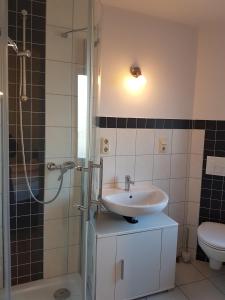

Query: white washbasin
[102,186,168,217]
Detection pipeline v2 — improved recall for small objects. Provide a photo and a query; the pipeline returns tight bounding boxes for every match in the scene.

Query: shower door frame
[0,0,12,299]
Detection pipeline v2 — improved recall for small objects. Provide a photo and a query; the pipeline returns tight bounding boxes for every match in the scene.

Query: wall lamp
[130,65,142,78]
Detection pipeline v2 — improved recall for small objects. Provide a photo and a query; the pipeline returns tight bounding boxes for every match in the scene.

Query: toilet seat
[198,222,225,251]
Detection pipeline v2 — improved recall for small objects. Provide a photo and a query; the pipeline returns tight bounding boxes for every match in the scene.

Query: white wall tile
[187,225,198,249]
[46,94,72,127]
[115,156,135,182]
[191,130,205,154]
[102,156,116,184]
[189,154,203,178]
[135,155,153,181]
[153,155,171,179]
[171,154,187,178]
[187,202,200,226]
[172,129,189,154]
[154,129,172,154]
[170,178,187,203]
[68,245,80,273]
[99,128,117,156]
[46,25,72,62]
[116,129,136,155]
[47,0,73,28]
[44,247,67,278]
[135,129,154,155]
[44,218,68,249]
[45,157,71,189]
[46,60,72,95]
[169,202,185,225]
[44,188,69,220]
[73,0,88,28]
[187,178,202,203]
[69,216,81,246]
[153,179,170,195]
[46,127,72,158]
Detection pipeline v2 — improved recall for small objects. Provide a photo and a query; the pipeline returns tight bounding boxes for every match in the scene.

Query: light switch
[159,138,167,153]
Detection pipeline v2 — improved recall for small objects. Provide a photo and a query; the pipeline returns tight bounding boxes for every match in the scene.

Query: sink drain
[53,288,71,300]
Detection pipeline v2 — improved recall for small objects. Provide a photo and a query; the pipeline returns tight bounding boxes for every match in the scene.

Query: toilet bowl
[197,222,225,270]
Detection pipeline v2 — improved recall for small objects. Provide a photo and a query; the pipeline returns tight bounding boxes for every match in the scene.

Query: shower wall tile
[8,0,46,285]
[44,247,67,278]
[46,95,72,127]
[46,60,72,95]
[46,25,73,62]
[46,0,73,28]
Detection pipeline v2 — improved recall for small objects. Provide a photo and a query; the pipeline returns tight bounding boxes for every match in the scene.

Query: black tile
[193,120,206,129]
[205,130,216,141]
[201,188,211,199]
[31,262,43,274]
[32,1,46,17]
[17,0,32,14]
[211,189,222,200]
[17,215,31,228]
[18,263,30,277]
[32,58,45,72]
[137,118,146,128]
[107,117,116,128]
[146,119,155,128]
[31,272,43,281]
[97,117,106,128]
[18,276,31,284]
[127,118,137,128]
[32,29,45,44]
[18,252,30,265]
[117,118,127,128]
[17,240,31,253]
[164,119,173,129]
[17,228,31,241]
[31,238,43,251]
[204,140,215,150]
[212,180,223,190]
[155,119,164,128]
[32,44,45,59]
[210,209,221,220]
[31,250,43,262]
[32,16,45,31]
[217,121,225,131]
[9,0,17,11]
[206,120,217,130]
[211,200,222,209]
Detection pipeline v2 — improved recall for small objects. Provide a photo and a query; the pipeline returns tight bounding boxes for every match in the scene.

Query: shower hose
[19,56,64,204]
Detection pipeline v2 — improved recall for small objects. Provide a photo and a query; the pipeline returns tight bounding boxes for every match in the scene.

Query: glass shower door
[0,0,11,299]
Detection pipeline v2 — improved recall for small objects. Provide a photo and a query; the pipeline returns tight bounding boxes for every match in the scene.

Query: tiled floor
[139,260,225,300]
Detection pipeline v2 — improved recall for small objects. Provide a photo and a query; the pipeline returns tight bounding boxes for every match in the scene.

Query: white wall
[98,5,198,119]
[193,24,225,120]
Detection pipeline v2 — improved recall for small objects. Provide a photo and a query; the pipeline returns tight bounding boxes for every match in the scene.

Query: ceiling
[101,0,225,26]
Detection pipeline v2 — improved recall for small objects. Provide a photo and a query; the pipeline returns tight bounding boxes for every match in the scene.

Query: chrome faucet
[125,175,134,192]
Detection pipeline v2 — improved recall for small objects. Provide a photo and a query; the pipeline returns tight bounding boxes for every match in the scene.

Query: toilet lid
[198,222,225,250]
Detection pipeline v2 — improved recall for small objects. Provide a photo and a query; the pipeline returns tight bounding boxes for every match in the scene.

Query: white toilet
[197,222,225,270]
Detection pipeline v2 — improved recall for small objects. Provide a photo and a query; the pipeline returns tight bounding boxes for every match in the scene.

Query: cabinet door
[115,230,161,300]
[96,236,117,300]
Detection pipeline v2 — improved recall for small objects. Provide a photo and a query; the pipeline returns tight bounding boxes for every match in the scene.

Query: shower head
[8,37,18,54]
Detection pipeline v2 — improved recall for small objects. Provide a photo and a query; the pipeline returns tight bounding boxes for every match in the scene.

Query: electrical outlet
[100,137,110,154]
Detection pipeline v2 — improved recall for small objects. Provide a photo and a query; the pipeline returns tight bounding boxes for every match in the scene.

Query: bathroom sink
[102,186,168,217]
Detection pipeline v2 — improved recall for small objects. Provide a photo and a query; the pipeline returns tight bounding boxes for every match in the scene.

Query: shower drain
[53,288,71,300]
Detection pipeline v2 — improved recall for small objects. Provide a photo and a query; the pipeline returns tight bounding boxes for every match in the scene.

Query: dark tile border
[96,117,225,130]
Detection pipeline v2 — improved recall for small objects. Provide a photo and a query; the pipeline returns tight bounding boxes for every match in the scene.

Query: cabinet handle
[121,260,124,280]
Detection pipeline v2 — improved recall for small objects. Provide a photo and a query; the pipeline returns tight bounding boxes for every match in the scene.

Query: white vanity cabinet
[93,213,178,300]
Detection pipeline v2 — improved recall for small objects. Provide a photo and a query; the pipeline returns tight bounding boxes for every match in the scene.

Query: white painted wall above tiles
[193,24,225,120]
[98,5,198,119]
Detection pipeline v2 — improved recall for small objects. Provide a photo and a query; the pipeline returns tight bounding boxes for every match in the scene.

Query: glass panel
[6,0,94,299]
[0,0,11,299]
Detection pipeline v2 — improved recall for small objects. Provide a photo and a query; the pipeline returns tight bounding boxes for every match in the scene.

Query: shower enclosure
[0,0,100,299]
